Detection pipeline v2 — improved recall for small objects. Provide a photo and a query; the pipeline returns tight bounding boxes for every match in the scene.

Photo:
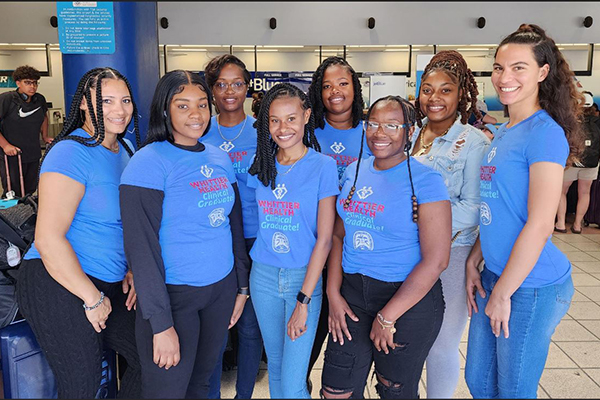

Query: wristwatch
[238,287,250,299]
[296,291,311,304]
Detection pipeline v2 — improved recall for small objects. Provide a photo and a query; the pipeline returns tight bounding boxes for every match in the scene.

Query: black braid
[38,67,140,176]
[343,95,420,223]
[308,56,364,130]
[248,82,317,190]
[415,50,481,128]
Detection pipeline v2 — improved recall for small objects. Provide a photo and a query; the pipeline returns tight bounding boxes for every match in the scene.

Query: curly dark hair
[343,95,420,223]
[39,67,139,178]
[308,56,364,130]
[415,50,481,128]
[12,65,41,82]
[251,91,264,118]
[204,54,251,89]
[248,83,320,189]
[496,24,584,165]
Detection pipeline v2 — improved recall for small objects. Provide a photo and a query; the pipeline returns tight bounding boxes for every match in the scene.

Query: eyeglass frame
[365,120,411,134]
[213,81,248,94]
[19,80,39,87]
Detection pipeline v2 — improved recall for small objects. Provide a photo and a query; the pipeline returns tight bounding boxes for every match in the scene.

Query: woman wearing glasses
[201,55,262,400]
[321,96,451,399]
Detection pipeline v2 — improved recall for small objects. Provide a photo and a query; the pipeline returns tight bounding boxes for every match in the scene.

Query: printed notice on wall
[57,2,115,54]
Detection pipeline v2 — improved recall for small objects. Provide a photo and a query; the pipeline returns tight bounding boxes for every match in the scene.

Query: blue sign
[57,2,115,54]
[197,71,314,97]
[0,74,16,88]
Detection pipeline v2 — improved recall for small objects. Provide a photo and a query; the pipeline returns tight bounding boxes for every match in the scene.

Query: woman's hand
[122,270,137,311]
[466,261,485,317]
[328,290,359,345]
[287,302,308,341]
[153,326,180,370]
[369,317,397,355]
[485,291,511,339]
[84,294,112,333]
[229,294,248,329]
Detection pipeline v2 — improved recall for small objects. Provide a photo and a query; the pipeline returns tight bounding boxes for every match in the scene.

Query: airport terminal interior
[0,1,599,398]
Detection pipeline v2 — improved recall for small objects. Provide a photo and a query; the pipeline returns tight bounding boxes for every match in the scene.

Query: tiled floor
[220,229,600,399]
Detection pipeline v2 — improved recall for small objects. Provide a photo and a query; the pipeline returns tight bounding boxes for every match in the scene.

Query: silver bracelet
[83,292,105,311]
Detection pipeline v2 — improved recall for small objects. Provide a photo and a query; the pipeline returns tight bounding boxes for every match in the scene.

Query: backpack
[575,115,600,168]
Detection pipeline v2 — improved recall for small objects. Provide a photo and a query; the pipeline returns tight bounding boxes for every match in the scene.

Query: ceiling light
[457,48,490,51]
[263,45,304,48]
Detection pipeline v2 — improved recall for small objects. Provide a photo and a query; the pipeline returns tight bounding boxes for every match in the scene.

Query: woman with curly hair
[410,50,490,398]
[465,24,584,398]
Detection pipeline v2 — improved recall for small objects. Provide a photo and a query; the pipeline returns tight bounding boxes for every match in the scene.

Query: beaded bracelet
[83,292,105,311]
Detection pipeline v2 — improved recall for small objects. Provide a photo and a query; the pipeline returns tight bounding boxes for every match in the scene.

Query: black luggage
[0,319,118,399]
[584,177,600,226]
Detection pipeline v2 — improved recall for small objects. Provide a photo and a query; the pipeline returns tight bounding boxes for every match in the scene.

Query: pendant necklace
[217,114,247,152]
[413,123,452,157]
[280,146,308,175]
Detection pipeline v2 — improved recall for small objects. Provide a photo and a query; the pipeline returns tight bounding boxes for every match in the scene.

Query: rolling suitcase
[0,319,117,399]
[1,154,25,209]
[584,177,600,227]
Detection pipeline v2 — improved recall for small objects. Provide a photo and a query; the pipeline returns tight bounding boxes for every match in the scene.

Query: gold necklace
[216,114,247,142]
[413,123,452,157]
[279,146,308,175]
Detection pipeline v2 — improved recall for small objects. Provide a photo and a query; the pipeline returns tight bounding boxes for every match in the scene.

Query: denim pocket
[554,276,574,306]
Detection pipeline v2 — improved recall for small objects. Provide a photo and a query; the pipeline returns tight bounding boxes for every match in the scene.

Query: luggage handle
[3,153,24,199]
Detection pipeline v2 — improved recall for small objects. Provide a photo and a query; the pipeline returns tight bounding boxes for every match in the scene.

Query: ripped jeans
[321,273,444,399]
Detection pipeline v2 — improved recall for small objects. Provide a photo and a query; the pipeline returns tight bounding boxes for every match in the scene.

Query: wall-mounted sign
[0,74,16,88]
[57,2,115,54]
[197,71,315,97]
[369,75,406,104]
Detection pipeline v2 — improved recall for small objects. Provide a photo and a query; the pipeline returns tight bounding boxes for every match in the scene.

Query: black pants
[136,269,237,399]
[321,273,444,399]
[0,156,38,198]
[16,258,142,399]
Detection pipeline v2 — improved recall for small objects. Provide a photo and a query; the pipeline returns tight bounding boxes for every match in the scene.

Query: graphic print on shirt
[356,186,373,200]
[487,147,497,163]
[190,170,235,218]
[480,202,492,225]
[339,194,385,232]
[201,165,213,178]
[353,231,374,251]
[331,142,346,154]
[219,141,235,153]
[272,232,290,253]
[273,183,288,200]
[208,208,226,227]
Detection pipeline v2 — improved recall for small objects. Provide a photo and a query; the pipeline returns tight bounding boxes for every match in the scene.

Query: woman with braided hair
[465,24,583,398]
[16,67,142,398]
[247,82,339,398]
[322,96,451,399]
[409,50,490,398]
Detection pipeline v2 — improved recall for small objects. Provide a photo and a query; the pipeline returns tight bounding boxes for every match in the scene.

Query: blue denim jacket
[410,117,490,247]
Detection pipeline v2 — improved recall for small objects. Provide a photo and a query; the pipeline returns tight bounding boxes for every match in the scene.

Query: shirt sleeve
[40,140,90,184]
[120,184,173,335]
[246,172,258,189]
[415,167,450,205]
[525,122,569,167]
[319,156,341,200]
[120,146,167,191]
[229,182,250,289]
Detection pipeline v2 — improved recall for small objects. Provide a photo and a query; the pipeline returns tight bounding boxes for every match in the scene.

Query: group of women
[15,23,584,399]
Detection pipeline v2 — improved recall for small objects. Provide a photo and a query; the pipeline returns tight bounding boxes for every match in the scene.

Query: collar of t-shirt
[170,141,205,152]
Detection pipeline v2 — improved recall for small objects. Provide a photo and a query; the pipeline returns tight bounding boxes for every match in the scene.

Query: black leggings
[135,270,237,399]
[16,258,141,399]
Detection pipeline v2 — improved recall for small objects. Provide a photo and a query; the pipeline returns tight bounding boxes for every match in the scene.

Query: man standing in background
[0,65,52,197]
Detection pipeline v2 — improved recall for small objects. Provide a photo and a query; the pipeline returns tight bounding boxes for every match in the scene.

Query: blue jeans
[207,297,263,399]
[465,267,573,398]
[250,261,322,399]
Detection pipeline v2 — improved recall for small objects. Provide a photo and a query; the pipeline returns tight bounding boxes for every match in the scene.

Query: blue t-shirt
[314,121,372,182]
[25,129,132,283]
[479,109,571,288]
[120,141,237,287]
[337,157,449,282]
[247,148,339,268]
[202,115,258,238]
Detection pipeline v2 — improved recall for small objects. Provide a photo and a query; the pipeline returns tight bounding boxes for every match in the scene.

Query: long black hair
[248,82,320,189]
[344,95,420,223]
[145,70,212,146]
[40,67,140,172]
[308,56,364,130]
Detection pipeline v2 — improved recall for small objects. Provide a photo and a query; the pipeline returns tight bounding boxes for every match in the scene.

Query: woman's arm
[484,162,564,339]
[466,235,486,316]
[35,172,111,333]
[372,199,452,354]
[287,195,337,341]
[120,184,179,370]
[326,213,359,345]
[452,138,489,231]
[228,182,250,328]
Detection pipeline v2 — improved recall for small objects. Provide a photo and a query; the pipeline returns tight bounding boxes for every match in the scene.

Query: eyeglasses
[213,81,247,94]
[365,121,409,134]
[21,80,39,87]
